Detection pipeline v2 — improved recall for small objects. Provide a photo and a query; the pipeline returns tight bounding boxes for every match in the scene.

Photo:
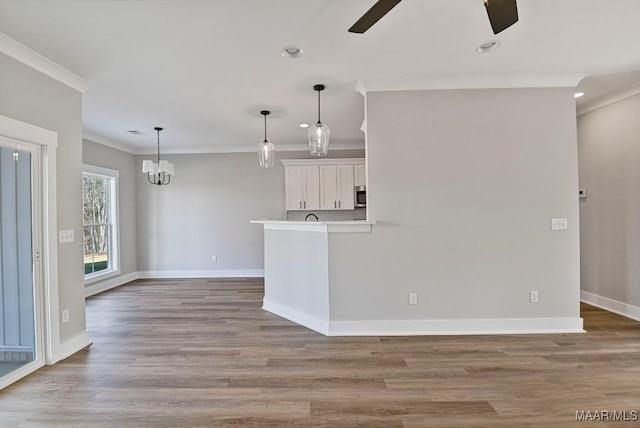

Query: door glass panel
[0,146,35,378]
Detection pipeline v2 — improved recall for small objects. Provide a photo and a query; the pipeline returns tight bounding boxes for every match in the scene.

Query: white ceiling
[1,0,639,154]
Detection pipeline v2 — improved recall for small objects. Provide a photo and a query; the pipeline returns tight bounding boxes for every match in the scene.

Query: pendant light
[308,84,330,157]
[142,127,174,185]
[258,110,275,168]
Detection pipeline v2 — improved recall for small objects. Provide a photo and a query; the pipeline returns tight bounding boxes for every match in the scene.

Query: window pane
[82,168,118,282]
[84,225,110,275]
[83,175,108,225]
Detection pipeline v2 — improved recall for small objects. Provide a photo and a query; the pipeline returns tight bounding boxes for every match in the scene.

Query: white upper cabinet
[285,166,303,211]
[354,164,366,187]
[285,165,319,210]
[302,166,320,210]
[320,165,338,210]
[282,159,363,211]
[320,165,354,210]
[337,165,355,210]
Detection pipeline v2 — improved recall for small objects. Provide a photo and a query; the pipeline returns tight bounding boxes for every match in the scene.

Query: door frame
[0,136,44,387]
[0,115,59,389]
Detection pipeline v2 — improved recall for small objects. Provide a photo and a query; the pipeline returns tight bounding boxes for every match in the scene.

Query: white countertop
[250,220,375,225]
[251,219,375,233]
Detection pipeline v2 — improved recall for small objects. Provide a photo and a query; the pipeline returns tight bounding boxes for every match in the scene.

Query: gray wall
[0,52,86,343]
[136,150,364,273]
[328,87,581,321]
[83,139,138,277]
[578,93,640,308]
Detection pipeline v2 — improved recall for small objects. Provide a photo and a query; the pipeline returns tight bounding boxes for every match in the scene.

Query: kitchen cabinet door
[320,165,338,210]
[354,164,366,187]
[337,164,355,210]
[302,165,320,210]
[285,166,304,210]
[286,165,319,210]
[320,165,354,210]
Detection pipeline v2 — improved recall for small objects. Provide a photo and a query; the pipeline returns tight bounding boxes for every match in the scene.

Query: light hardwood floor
[1,278,639,427]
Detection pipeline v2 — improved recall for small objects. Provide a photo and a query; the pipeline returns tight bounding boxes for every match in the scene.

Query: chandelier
[142,127,174,185]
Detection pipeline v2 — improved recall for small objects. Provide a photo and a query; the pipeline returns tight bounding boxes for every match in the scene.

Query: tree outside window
[82,165,119,283]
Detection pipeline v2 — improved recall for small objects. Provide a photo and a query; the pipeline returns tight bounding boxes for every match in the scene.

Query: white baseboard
[85,270,264,297]
[138,269,264,279]
[581,291,640,322]
[50,330,92,364]
[329,317,584,336]
[262,299,583,336]
[85,271,140,298]
[263,298,329,335]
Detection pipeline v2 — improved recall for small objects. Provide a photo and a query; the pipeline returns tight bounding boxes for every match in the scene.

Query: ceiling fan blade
[348,0,403,34]
[484,0,518,34]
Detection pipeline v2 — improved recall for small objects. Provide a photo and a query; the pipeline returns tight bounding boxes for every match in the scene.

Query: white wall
[0,52,86,344]
[578,93,640,317]
[136,150,364,275]
[328,87,582,323]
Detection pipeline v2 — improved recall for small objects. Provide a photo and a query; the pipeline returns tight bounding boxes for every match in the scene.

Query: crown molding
[577,81,640,116]
[357,73,587,93]
[0,32,94,93]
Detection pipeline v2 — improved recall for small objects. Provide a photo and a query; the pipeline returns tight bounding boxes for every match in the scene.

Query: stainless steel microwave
[354,186,366,208]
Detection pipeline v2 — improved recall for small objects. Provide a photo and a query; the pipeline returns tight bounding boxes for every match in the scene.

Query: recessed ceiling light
[299,123,310,128]
[574,92,585,98]
[127,130,146,135]
[281,46,304,59]
[475,40,501,54]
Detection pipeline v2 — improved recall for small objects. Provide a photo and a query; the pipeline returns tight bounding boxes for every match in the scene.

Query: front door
[0,138,44,388]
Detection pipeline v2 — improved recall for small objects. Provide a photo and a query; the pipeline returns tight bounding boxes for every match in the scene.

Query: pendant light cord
[264,113,268,143]
[317,89,321,124]
[156,128,161,165]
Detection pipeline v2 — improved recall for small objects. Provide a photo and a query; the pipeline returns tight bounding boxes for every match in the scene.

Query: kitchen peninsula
[250,220,374,335]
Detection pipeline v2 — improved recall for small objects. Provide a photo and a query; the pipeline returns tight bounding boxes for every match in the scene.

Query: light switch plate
[59,230,75,243]
[551,218,568,231]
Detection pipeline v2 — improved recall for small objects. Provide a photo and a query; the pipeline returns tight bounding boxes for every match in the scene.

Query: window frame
[82,164,120,285]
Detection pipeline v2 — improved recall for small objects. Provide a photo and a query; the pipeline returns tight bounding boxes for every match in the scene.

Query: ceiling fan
[348,0,518,35]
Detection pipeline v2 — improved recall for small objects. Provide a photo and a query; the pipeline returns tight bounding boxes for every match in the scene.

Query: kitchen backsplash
[287,208,366,222]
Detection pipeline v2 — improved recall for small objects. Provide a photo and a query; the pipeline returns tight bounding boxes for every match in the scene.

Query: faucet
[305,213,318,222]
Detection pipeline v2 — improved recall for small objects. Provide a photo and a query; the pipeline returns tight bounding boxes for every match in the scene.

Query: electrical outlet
[409,293,418,305]
[578,189,587,199]
[212,256,217,262]
[61,309,70,323]
[530,291,539,303]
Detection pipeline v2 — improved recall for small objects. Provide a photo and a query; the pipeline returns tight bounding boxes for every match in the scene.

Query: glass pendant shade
[258,141,275,168]
[308,84,330,156]
[308,122,330,157]
[257,110,275,168]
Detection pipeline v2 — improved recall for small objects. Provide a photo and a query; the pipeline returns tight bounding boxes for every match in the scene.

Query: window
[82,165,119,284]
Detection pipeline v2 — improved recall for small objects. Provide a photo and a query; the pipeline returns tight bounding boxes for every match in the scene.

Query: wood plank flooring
[1,278,639,427]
